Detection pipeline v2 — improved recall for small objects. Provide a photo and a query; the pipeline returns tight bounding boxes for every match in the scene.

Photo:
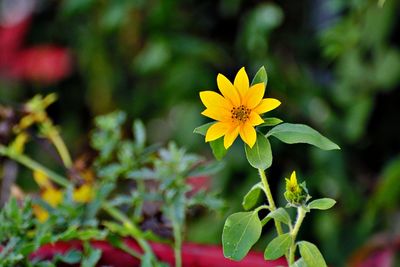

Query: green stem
[258,169,283,236]
[101,202,155,259]
[47,131,73,168]
[289,206,307,265]
[172,221,182,267]
[0,144,69,187]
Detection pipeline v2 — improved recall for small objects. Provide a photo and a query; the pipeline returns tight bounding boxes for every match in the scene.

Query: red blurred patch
[29,239,287,267]
[8,46,72,83]
[0,17,72,83]
[186,176,211,196]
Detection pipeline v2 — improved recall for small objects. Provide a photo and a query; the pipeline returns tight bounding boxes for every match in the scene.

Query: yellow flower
[200,67,281,149]
[33,186,63,222]
[73,184,94,203]
[33,205,49,222]
[41,187,64,207]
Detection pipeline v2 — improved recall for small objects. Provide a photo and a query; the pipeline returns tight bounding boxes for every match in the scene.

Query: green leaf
[242,182,265,210]
[210,137,227,160]
[251,66,268,87]
[193,122,214,136]
[245,133,272,170]
[193,123,227,160]
[81,246,102,267]
[308,198,336,210]
[291,258,307,267]
[259,117,283,127]
[222,211,262,261]
[266,123,340,150]
[133,120,146,148]
[266,208,291,225]
[298,241,327,267]
[264,233,291,260]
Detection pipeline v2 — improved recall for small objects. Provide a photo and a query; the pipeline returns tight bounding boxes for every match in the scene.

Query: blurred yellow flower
[41,187,63,207]
[200,67,280,149]
[33,205,49,222]
[33,170,52,188]
[33,187,63,222]
[73,184,94,203]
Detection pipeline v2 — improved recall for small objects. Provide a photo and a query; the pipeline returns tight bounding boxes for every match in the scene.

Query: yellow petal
[239,123,257,148]
[73,184,94,203]
[290,171,297,184]
[248,111,264,126]
[244,83,265,109]
[253,98,281,114]
[223,126,239,149]
[42,187,63,207]
[33,205,49,222]
[33,170,51,189]
[217,73,241,106]
[200,91,232,110]
[234,67,249,98]
[205,122,230,142]
[201,108,231,122]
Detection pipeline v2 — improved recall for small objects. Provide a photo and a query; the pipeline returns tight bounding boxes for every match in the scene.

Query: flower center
[231,105,250,122]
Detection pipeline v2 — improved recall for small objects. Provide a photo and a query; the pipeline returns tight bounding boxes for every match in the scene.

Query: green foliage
[264,233,292,260]
[242,182,265,211]
[266,123,340,151]
[244,133,272,170]
[193,123,227,160]
[222,211,262,261]
[266,208,291,226]
[298,241,327,267]
[251,66,268,87]
[308,198,336,210]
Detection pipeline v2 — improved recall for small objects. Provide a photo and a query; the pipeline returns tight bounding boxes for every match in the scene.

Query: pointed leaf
[264,233,291,260]
[266,208,291,225]
[222,211,262,261]
[245,133,272,170]
[210,137,227,160]
[298,241,327,267]
[193,122,214,136]
[291,258,307,267]
[266,123,340,150]
[133,120,146,148]
[251,66,268,87]
[308,198,336,210]
[242,182,265,210]
[259,117,283,127]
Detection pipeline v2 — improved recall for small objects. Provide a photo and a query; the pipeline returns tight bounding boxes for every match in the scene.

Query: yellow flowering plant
[0,95,223,267]
[194,66,340,267]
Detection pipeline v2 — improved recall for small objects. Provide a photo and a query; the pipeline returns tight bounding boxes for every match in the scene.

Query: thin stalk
[258,169,283,236]
[0,144,69,187]
[172,221,182,267]
[47,130,73,168]
[289,206,307,265]
[101,202,155,259]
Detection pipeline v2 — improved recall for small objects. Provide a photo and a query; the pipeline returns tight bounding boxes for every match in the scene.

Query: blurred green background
[1,0,399,266]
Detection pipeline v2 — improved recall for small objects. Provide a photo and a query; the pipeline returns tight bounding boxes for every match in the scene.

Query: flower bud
[284,171,309,206]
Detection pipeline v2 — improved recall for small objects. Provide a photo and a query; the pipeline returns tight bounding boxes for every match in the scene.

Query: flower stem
[101,202,155,260]
[172,221,182,267]
[289,206,307,265]
[47,130,73,168]
[0,144,70,187]
[258,169,283,236]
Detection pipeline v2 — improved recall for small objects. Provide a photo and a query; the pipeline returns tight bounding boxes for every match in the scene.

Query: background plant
[0,95,223,267]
